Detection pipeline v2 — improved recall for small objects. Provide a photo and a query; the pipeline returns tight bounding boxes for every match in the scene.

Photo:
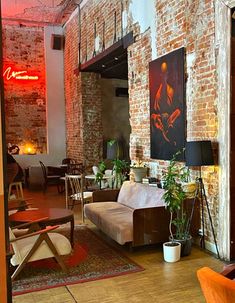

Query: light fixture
[185,140,220,259]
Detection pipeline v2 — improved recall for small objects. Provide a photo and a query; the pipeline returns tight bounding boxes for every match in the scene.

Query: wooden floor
[12,186,224,303]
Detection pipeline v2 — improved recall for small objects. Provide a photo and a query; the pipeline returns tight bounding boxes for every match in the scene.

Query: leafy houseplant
[162,150,192,259]
[107,139,129,189]
[112,158,129,189]
[95,161,106,184]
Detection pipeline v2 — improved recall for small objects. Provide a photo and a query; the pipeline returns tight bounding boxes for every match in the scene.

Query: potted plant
[162,150,193,261]
[130,159,148,183]
[106,139,129,188]
[94,161,106,188]
[112,158,129,189]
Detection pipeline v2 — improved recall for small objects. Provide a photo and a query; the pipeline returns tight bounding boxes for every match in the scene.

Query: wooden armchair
[197,265,235,303]
[9,218,72,280]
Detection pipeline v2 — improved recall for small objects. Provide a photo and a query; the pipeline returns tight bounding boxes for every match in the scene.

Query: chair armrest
[10,225,59,242]
[92,189,120,202]
[8,202,32,211]
[10,217,49,230]
[221,264,235,279]
[8,198,33,210]
[132,206,170,247]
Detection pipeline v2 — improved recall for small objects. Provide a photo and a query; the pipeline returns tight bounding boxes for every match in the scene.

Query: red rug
[12,226,144,295]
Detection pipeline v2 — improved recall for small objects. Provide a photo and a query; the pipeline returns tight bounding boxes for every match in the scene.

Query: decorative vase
[130,167,147,183]
[163,242,181,263]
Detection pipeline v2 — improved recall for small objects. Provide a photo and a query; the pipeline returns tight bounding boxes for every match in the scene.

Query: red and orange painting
[149,48,185,161]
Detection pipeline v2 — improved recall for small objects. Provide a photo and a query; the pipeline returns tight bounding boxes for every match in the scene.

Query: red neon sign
[3,66,39,81]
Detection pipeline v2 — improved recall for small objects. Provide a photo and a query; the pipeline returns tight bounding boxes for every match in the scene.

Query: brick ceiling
[1,0,79,25]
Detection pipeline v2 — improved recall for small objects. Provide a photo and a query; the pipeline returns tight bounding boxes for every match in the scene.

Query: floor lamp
[185,140,220,259]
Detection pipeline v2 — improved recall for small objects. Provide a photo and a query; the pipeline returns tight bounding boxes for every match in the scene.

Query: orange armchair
[197,265,235,303]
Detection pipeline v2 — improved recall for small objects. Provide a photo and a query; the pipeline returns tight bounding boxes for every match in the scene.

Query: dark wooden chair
[62,158,75,165]
[67,163,84,175]
[39,161,63,193]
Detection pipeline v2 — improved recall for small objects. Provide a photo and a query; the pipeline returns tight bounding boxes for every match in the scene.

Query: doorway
[101,78,130,163]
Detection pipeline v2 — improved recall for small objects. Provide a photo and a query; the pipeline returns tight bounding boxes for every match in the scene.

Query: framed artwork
[149,47,185,161]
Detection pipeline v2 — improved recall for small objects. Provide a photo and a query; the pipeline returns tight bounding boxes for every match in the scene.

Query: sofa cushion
[117,181,165,209]
[84,202,134,245]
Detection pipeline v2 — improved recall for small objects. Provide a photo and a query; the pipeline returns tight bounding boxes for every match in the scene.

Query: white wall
[14,25,66,170]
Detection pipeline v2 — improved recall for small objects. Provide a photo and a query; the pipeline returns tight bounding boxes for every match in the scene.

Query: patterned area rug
[12,226,144,295]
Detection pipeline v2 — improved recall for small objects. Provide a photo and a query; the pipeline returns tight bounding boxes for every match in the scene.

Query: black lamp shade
[185,140,214,166]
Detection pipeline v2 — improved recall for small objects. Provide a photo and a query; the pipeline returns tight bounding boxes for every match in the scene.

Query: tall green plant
[162,150,189,242]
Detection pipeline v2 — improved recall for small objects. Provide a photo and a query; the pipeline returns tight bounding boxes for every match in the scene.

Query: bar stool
[8,181,24,200]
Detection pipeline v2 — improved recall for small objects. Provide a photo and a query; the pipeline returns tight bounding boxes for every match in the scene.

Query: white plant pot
[163,242,181,263]
[130,167,147,183]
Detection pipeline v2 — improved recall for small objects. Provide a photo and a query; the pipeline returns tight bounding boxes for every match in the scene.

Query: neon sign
[3,66,39,81]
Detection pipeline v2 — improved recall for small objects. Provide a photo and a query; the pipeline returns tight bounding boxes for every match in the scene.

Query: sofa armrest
[132,206,170,247]
[92,189,120,202]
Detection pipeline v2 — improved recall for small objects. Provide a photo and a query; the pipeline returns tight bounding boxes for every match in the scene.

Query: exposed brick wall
[64,0,220,244]
[154,0,219,242]
[64,14,82,162]
[81,72,102,169]
[80,0,123,63]
[2,25,47,154]
[128,28,152,162]
[64,13,103,171]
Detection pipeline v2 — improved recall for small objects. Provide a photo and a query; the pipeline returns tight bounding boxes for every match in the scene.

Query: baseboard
[194,237,217,255]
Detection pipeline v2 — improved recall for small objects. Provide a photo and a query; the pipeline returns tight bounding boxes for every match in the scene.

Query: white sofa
[84,181,170,247]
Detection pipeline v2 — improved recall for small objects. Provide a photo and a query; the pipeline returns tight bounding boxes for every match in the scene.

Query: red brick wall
[2,25,47,154]
[81,72,102,169]
[128,28,152,162]
[155,0,219,241]
[64,13,103,170]
[64,14,82,161]
[80,0,123,63]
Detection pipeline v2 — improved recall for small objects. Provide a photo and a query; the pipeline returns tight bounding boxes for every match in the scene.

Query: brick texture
[64,0,219,243]
[2,25,46,154]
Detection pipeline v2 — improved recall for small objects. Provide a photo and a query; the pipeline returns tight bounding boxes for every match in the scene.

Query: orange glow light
[23,143,36,155]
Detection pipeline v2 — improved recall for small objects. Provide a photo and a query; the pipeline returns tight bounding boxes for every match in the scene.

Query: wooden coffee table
[9,208,75,246]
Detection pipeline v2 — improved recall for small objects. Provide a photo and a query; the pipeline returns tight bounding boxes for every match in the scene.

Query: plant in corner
[162,149,192,262]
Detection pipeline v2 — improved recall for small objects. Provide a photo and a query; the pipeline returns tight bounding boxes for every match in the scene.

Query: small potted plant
[130,159,148,183]
[162,150,192,262]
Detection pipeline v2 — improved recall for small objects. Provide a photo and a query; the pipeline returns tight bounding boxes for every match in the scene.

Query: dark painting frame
[149,47,185,161]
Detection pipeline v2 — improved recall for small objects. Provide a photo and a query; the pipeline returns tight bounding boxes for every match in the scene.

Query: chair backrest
[67,163,84,175]
[39,161,47,179]
[62,158,75,165]
[92,166,99,175]
[197,267,235,303]
[65,174,84,208]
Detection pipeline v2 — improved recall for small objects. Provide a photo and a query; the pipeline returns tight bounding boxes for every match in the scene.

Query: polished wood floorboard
[12,186,225,303]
